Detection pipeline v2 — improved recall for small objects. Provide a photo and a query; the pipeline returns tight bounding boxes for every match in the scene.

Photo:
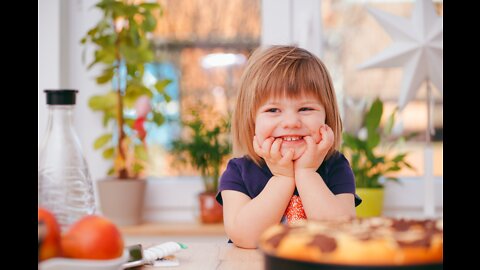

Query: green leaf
[88,93,117,111]
[387,165,401,172]
[405,131,420,141]
[383,110,396,136]
[125,83,152,102]
[102,112,115,127]
[152,111,165,126]
[107,167,115,176]
[365,97,383,134]
[133,163,144,174]
[163,92,172,103]
[371,156,385,166]
[102,147,115,159]
[86,27,98,37]
[124,118,135,128]
[401,161,415,170]
[366,131,380,149]
[94,134,113,149]
[342,133,361,150]
[142,12,157,32]
[392,153,407,162]
[139,3,160,10]
[95,68,114,84]
[134,145,149,161]
[154,79,172,93]
[128,23,140,46]
[88,48,116,69]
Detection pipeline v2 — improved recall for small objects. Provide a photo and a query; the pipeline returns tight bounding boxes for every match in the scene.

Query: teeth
[282,136,302,141]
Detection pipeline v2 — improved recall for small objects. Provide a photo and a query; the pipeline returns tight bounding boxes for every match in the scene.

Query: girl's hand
[294,124,334,172]
[253,136,295,178]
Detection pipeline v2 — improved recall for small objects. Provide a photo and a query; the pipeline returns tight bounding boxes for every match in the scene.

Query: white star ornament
[357,0,443,110]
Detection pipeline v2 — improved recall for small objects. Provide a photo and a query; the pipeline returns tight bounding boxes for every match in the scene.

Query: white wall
[38,0,60,148]
[262,0,323,58]
[38,0,109,183]
[59,0,110,182]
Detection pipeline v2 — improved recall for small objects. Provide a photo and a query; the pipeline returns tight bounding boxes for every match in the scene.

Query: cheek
[254,116,275,142]
[254,125,266,143]
[305,115,325,144]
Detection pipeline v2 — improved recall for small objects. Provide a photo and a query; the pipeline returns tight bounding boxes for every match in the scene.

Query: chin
[281,147,305,160]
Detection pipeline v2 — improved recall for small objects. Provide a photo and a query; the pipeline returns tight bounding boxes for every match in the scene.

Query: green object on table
[177,242,188,249]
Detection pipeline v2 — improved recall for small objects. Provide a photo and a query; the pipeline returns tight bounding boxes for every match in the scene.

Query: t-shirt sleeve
[215,159,249,205]
[328,153,362,206]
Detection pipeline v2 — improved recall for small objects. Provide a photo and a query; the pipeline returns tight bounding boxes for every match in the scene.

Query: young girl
[216,45,361,249]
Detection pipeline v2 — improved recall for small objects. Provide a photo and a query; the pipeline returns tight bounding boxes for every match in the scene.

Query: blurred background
[38,0,442,244]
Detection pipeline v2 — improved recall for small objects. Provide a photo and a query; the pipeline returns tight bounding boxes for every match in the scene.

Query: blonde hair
[232,45,343,166]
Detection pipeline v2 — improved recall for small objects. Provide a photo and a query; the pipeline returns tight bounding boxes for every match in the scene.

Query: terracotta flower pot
[198,192,223,223]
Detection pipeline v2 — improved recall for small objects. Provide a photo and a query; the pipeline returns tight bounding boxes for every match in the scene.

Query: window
[147,0,260,177]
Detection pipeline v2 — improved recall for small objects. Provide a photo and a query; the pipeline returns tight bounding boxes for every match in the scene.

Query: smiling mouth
[277,136,304,142]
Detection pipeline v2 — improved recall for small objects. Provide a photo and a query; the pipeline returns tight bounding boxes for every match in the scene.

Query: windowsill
[138,176,442,224]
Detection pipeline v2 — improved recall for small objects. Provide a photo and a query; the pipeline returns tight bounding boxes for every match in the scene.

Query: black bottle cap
[44,89,79,105]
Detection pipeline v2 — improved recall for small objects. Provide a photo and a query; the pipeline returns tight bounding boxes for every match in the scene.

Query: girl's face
[254,95,326,160]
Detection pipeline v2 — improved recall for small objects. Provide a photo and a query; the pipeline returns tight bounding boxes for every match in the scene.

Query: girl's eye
[266,108,279,113]
[299,107,313,112]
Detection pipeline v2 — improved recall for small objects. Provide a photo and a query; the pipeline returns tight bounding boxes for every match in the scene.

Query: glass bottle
[38,89,96,232]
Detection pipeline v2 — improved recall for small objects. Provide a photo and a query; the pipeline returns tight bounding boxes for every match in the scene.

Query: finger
[280,148,295,163]
[318,125,324,143]
[318,126,334,149]
[303,136,317,157]
[261,137,275,158]
[323,125,334,142]
[270,138,282,160]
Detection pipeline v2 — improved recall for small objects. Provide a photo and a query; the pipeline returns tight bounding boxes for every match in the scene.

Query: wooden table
[141,243,264,270]
[121,222,226,237]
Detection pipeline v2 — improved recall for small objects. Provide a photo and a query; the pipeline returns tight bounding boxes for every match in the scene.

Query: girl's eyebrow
[292,99,321,105]
[262,98,321,106]
[261,101,280,106]
[299,101,322,106]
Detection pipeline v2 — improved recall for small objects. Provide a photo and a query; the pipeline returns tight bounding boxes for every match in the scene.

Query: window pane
[148,0,261,177]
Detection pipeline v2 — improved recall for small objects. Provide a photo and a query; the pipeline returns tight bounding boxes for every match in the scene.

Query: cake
[259,217,443,269]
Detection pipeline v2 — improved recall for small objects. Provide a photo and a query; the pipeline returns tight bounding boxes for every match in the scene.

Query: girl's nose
[282,112,301,128]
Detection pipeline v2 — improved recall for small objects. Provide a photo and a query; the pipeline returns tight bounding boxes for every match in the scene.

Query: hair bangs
[253,57,327,110]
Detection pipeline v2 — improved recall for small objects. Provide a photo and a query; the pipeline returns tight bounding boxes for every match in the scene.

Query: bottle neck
[46,105,75,129]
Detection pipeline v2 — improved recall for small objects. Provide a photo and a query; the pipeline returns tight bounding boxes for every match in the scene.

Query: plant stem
[115,35,128,179]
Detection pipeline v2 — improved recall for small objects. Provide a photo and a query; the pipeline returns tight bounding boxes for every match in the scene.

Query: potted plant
[342,97,416,217]
[81,0,170,225]
[170,108,232,223]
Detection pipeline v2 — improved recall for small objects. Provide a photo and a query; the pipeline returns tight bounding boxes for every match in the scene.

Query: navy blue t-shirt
[216,151,362,207]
